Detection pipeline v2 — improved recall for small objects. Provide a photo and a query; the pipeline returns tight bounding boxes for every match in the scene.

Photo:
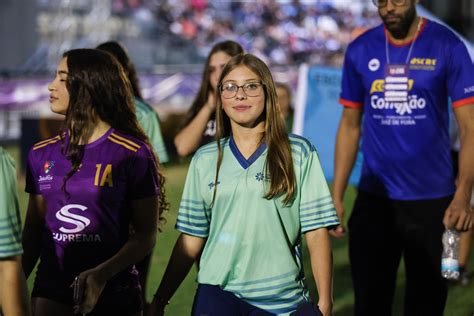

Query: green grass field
[4,145,473,315]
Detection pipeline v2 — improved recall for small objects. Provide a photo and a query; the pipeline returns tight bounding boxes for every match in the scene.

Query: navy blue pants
[192,284,322,316]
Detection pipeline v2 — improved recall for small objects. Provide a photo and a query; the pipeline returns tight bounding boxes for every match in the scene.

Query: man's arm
[443,104,474,230]
[331,107,363,237]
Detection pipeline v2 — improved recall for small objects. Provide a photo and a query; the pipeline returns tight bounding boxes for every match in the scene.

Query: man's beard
[382,5,417,39]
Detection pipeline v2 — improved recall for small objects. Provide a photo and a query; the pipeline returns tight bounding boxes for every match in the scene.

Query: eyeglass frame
[372,0,407,7]
[219,81,266,99]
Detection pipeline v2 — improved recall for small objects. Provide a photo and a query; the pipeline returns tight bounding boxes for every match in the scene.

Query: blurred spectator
[174,40,244,157]
[275,82,294,132]
[36,0,379,70]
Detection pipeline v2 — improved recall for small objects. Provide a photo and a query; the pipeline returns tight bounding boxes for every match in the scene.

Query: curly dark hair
[60,48,169,219]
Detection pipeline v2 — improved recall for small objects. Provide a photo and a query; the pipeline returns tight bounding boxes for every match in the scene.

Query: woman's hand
[72,267,107,315]
[147,296,166,316]
[317,301,333,316]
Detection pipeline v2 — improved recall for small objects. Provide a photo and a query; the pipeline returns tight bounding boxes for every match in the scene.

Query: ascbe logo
[55,204,90,233]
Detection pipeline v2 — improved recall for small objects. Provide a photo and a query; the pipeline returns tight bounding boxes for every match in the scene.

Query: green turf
[4,145,473,315]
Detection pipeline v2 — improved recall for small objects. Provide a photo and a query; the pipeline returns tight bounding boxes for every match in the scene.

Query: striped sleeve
[0,148,23,257]
[175,156,210,238]
[135,99,169,163]
[299,148,339,233]
[446,38,474,107]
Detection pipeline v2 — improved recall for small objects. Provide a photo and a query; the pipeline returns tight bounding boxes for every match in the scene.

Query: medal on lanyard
[384,17,422,102]
[384,64,409,102]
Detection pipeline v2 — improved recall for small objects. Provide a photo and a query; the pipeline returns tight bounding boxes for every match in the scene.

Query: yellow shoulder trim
[33,136,60,150]
[33,135,60,147]
[107,136,138,152]
[110,133,141,149]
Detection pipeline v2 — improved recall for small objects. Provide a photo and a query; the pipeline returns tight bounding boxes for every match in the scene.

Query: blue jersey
[340,18,474,200]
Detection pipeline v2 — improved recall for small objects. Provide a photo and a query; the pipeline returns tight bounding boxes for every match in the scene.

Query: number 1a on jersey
[94,164,113,187]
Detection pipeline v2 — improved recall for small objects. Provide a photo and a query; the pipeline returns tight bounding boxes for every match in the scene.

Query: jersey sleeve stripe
[0,239,21,247]
[0,247,23,257]
[33,138,60,150]
[107,136,138,152]
[339,97,363,108]
[33,135,60,147]
[175,223,208,237]
[176,218,209,228]
[179,205,208,214]
[110,133,141,149]
[300,208,336,219]
[300,196,333,207]
[289,140,308,157]
[301,212,338,224]
[300,201,335,213]
[452,96,474,108]
[177,213,208,221]
[301,219,340,232]
[181,198,204,205]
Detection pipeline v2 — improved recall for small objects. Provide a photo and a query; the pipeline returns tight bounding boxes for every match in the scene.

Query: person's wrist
[153,293,170,308]
[204,102,214,113]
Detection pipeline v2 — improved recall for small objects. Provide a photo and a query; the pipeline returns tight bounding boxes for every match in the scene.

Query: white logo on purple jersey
[56,204,91,233]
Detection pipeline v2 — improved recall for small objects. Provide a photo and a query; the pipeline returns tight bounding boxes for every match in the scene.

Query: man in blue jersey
[332,0,474,315]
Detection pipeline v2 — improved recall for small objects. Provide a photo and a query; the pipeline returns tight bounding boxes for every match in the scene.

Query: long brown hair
[214,53,296,204]
[60,48,168,216]
[180,40,244,128]
[96,41,144,100]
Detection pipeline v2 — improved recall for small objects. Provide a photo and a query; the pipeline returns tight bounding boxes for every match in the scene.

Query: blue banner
[295,65,362,185]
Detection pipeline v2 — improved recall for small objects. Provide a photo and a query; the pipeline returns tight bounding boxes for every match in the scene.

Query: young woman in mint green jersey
[149,54,339,316]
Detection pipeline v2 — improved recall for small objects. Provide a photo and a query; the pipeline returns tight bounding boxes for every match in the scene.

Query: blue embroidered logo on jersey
[208,181,221,189]
[255,172,270,182]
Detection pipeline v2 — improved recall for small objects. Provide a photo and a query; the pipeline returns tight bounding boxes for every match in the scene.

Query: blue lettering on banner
[296,65,362,184]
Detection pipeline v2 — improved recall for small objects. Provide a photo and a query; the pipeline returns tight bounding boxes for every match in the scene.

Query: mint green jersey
[176,134,339,315]
[134,97,169,163]
[0,147,23,258]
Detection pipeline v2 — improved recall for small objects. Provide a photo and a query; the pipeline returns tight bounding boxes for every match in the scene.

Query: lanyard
[385,16,423,65]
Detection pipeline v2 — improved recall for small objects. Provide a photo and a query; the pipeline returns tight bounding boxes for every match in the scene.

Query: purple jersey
[26,128,159,289]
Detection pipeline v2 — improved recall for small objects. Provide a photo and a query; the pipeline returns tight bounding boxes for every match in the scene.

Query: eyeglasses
[372,0,407,7]
[220,81,264,99]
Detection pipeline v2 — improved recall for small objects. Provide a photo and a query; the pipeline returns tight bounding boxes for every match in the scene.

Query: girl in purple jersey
[22,49,168,316]
[174,40,244,157]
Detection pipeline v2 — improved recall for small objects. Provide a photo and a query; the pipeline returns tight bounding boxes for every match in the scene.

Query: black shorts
[32,270,143,315]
